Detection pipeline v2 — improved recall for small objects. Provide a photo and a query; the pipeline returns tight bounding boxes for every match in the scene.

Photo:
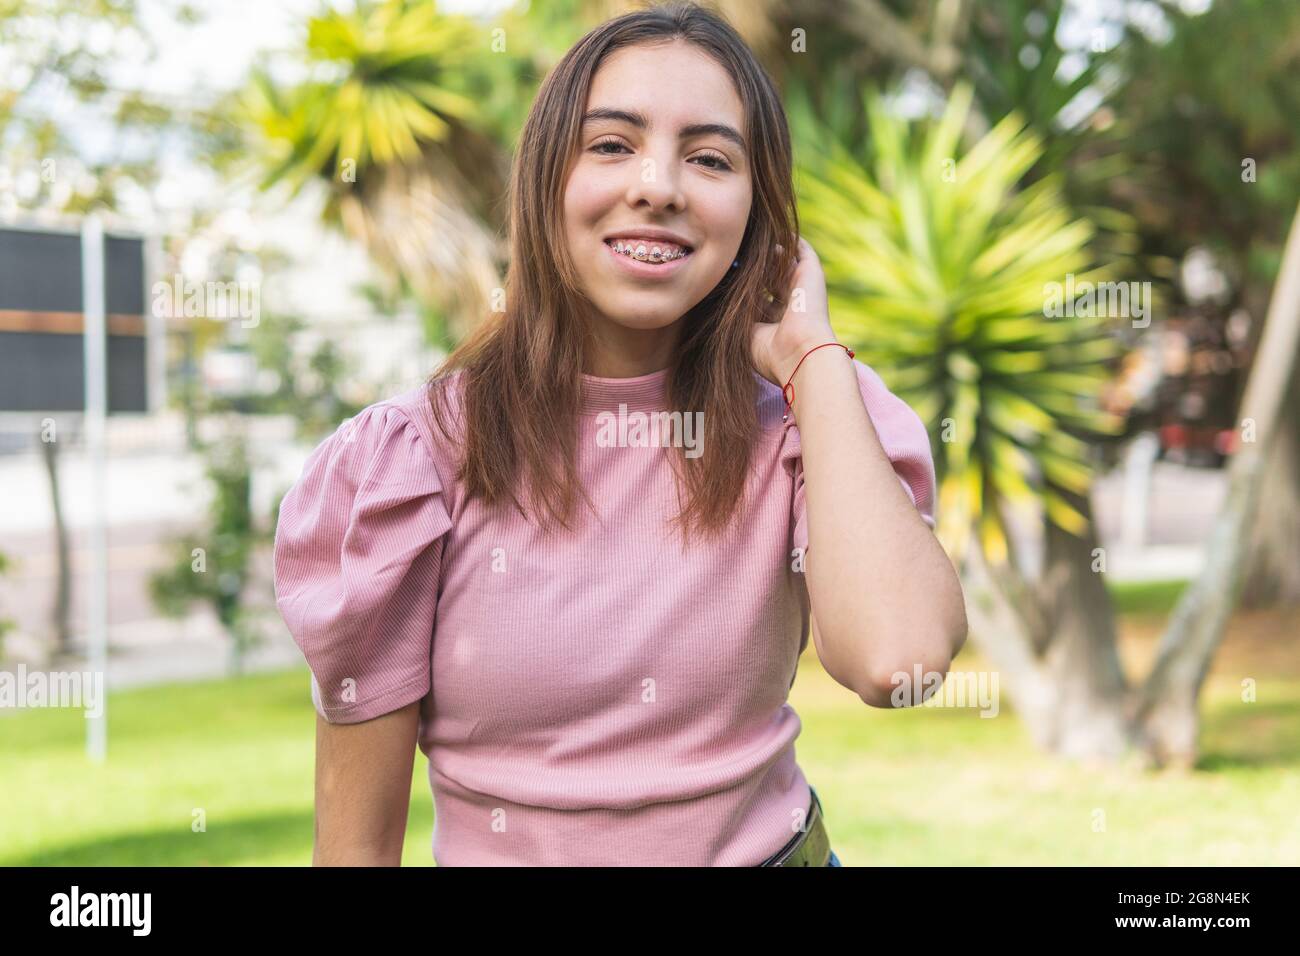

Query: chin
[602,303,687,329]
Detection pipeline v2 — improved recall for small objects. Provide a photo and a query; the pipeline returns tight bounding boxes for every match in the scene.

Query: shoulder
[273,386,457,725]
[764,356,936,527]
[274,384,459,569]
[278,377,467,524]
[330,374,466,472]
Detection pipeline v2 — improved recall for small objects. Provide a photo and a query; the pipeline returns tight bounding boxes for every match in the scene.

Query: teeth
[610,240,689,262]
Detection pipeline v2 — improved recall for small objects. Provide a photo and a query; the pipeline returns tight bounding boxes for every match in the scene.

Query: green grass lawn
[2,592,1297,866]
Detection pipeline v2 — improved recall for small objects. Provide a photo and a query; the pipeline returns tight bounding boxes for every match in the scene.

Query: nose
[623,144,685,213]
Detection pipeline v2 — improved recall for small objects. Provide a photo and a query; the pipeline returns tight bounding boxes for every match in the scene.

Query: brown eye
[591,138,629,155]
[692,152,732,171]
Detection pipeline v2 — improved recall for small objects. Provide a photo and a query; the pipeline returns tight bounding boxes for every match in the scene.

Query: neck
[582,312,683,378]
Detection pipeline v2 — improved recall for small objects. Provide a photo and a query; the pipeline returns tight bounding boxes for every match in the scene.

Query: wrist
[776,340,856,423]
[772,336,849,388]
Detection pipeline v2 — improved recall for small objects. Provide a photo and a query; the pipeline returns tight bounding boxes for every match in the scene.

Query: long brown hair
[426,1,798,546]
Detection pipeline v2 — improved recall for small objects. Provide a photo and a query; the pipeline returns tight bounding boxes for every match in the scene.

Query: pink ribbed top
[272,359,936,866]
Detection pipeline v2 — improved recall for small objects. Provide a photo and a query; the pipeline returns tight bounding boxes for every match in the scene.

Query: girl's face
[563,40,753,357]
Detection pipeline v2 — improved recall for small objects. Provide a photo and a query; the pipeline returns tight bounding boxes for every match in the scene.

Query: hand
[751,236,839,387]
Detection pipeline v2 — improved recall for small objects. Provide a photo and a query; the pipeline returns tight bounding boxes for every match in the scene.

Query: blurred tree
[0,0,239,214]
[238,312,366,438]
[237,0,513,344]
[1135,203,1300,766]
[149,432,263,676]
[149,297,365,673]
[964,0,1118,167]
[1098,0,1300,607]
[536,0,791,65]
[2,0,238,663]
[962,0,1146,286]
[786,0,1299,760]
[357,275,456,356]
[795,82,1211,763]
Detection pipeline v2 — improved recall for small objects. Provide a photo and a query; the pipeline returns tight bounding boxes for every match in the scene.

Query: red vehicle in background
[1158,420,1239,467]
[1102,311,1245,470]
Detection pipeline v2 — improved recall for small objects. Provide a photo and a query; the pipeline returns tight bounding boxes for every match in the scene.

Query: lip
[603,227,694,248]
[604,239,694,279]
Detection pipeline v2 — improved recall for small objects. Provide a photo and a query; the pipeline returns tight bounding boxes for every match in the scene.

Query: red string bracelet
[781,342,855,423]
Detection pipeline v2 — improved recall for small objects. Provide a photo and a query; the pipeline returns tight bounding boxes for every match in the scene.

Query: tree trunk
[1133,202,1300,767]
[960,494,1139,762]
[1130,452,1265,768]
[1239,357,1300,607]
[1039,489,1133,760]
[958,542,1058,749]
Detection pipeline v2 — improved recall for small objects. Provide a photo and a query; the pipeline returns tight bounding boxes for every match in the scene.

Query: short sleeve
[781,358,937,556]
[273,401,453,724]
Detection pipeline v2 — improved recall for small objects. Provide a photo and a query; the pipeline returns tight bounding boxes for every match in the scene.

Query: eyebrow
[581,107,747,153]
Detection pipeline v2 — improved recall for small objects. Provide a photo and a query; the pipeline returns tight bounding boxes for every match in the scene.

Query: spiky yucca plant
[796,82,1125,567]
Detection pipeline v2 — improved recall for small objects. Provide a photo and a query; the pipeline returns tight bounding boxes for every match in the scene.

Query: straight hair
[426,1,798,546]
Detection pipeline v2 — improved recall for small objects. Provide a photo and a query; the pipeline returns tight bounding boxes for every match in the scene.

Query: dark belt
[757,785,832,866]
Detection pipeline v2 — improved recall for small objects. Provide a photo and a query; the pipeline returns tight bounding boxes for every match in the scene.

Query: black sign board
[0,225,148,413]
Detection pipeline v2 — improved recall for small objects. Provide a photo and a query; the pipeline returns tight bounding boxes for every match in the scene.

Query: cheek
[561,180,588,242]
[564,162,621,223]
[691,185,752,248]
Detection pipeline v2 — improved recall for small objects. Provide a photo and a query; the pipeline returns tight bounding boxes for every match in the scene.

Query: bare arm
[787,347,967,704]
[313,700,420,866]
[755,238,967,706]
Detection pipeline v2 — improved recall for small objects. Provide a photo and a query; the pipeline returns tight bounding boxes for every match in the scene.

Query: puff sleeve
[273,402,453,724]
[782,358,937,556]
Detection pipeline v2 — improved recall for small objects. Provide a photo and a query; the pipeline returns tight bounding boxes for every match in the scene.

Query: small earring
[731,259,739,268]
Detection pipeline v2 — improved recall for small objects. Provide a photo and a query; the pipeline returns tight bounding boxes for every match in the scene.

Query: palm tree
[239,0,510,341]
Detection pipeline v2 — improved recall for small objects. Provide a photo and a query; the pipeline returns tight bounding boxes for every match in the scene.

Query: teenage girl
[273,1,967,867]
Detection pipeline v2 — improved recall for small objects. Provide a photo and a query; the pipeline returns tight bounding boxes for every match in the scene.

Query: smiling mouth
[604,238,694,263]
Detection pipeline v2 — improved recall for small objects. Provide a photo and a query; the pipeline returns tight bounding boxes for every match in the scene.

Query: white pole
[144,232,165,414]
[82,212,108,762]
[1120,430,1159,552]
